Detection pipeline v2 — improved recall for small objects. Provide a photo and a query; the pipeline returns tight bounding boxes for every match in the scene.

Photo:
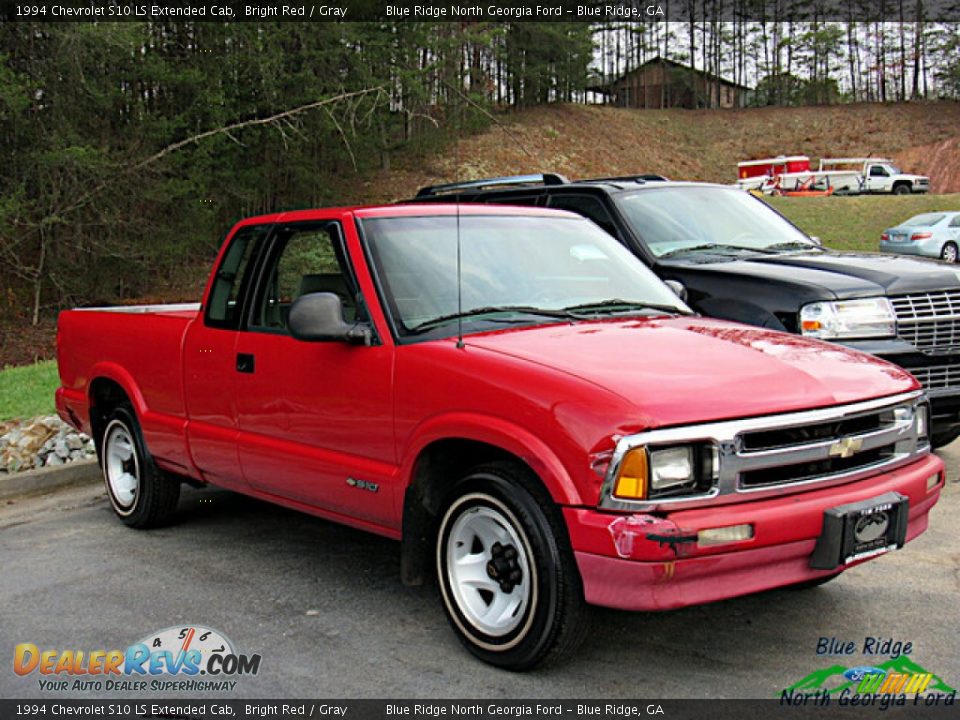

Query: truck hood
[464,316,917,427]
[666,250,960,298]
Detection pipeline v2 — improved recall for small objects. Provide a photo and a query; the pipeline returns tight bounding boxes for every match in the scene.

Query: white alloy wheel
[103,419,140,515]
[440,494,536,645]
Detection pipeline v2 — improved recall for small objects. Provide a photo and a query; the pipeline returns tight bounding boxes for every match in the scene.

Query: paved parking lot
[1,444,958,699]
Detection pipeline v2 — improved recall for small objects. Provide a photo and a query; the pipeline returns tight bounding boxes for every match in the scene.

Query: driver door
[865,165,890,192]
[233,219,396,527]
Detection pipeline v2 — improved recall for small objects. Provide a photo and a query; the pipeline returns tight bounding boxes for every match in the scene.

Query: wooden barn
[594,57,751,110]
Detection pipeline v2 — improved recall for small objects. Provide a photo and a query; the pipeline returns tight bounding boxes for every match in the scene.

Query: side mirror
[664,279,688,303]
[288,292,372,345]
[810,236,823,246]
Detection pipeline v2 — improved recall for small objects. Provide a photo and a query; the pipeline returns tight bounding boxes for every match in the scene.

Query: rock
[66,435,83,451]
[69,449,83,460]
[54,439,70,459]
[45,454,64,466]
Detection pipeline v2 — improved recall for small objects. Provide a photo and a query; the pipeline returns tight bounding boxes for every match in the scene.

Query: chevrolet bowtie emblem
[829,437,863,459]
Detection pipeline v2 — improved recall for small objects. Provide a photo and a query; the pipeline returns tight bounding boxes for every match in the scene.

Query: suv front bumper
[565,453,943,611]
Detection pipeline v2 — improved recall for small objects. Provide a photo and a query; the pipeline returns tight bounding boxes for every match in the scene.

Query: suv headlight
[612,444,717,501]
[917,402,930,445]
[800,298,896,340]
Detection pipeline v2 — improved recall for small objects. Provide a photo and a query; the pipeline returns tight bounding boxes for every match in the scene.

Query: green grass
[0,360,59,422]
[767,193,960,253]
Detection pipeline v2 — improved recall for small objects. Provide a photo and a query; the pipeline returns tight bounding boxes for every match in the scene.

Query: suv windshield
[360,214,690,339]
[614,186,818,258]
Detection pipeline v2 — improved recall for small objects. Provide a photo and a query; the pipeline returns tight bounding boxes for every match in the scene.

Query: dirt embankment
[896,136,960,194]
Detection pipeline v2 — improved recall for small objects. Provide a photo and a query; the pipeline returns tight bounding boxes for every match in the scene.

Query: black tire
[940,242,958,264]
[99,405,180,528]
[435,462,589,670]
[932,425,960,449]
[893,183,911,195]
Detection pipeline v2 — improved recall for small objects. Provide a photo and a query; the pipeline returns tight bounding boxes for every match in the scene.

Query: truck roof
[820,157,893,164]
[233,202,580,229]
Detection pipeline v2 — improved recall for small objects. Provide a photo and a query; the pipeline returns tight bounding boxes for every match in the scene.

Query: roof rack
[578,174,669,184]
[415,173,570,197]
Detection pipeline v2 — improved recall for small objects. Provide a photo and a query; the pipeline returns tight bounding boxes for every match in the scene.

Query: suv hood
[667,250,960,298]
[465,316,917,427]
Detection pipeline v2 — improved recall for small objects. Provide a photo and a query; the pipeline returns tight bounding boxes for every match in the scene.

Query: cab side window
[950,216,960,228]
[251,224,360,333]
[205,225,269,329]
[548,194,619,239]
[869,165,889,178]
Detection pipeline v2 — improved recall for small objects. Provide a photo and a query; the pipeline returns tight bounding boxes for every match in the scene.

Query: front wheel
[893,184,911,195]
[941,242,958,264]
[436,463,588,670]
[100,406,180,528]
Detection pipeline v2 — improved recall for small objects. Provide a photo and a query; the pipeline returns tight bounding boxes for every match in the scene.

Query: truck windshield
[614,186,818,258]
[360,214,690,339]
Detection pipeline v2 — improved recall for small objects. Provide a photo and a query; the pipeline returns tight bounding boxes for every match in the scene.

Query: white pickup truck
[818,157,930,195]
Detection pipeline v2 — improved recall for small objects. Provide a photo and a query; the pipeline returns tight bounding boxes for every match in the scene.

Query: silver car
[880,211,960,263]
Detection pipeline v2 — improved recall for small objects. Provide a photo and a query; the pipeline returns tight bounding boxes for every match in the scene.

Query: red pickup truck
[57,204,943,669]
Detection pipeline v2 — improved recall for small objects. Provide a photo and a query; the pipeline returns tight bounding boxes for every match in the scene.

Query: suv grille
[891,290,960,354]
[910,364,960,395]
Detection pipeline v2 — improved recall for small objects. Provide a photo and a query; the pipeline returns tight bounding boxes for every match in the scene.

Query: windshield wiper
[407,305,578,334]
[763,241,821,252]
[659,243,773,258]
[561,299,691,317]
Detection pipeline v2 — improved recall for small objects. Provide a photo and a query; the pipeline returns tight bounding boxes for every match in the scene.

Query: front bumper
[566,453,943,611]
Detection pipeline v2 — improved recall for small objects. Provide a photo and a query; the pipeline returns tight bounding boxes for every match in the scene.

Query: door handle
[236,353,255,374]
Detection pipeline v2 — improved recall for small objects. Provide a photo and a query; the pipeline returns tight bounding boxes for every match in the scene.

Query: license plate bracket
[810,492,909,570]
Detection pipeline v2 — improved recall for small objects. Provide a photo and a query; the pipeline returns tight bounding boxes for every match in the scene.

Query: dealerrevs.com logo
[14,625,261,692]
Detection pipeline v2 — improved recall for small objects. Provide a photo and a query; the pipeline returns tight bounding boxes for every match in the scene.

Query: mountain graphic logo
[783,655,956,696]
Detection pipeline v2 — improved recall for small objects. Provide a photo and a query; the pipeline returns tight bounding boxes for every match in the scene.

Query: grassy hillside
[349,101,960,204]
[770,193,960,252]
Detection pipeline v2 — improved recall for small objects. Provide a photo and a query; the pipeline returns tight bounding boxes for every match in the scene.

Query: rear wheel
[435,462,588,670]
[941,242,958,264]
[100,405,180,528]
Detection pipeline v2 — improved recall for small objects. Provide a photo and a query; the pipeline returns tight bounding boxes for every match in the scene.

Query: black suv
[408,173,960,447]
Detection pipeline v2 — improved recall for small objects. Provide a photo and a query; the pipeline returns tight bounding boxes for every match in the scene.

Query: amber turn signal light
[613,448,648,500]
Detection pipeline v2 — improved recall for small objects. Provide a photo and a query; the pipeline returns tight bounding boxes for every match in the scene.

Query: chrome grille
[910,364,960,395]
[600,391,927,512]
[891,290,960,354]
[735,404,908,489]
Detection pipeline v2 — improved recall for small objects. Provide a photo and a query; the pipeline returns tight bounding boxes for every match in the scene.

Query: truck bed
[56,303,201,473]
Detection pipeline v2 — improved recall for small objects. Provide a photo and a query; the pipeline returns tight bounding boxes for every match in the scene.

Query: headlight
[612,444,717,501]
[649,446,696,493]
[917,402,930,444]
[800,298,896,340]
